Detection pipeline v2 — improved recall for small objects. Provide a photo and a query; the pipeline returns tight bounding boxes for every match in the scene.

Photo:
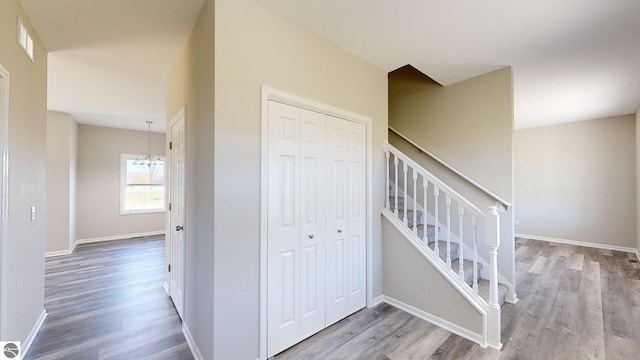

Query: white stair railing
[383,141,502,349]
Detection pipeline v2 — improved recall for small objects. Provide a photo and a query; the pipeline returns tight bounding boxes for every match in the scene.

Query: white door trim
[259,86,373,360]
[166,105,187,318]
[0,64,10,339]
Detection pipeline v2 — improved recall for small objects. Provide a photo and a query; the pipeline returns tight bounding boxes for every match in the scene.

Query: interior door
[325,115,349,326]
[298,108,326,340]
[267,101,302,356]
[267,101,328,356]
[325,116,366,326]
[169,109,186,319]
[345,120,367,314]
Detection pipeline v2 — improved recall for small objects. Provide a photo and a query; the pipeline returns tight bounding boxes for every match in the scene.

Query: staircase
[382,141,507,349]
[389,196,508,306]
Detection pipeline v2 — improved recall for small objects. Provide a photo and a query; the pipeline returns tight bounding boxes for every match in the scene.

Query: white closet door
[267,101,301,356]
[299,109,326,339]
[345,120,367,313]
[325,115,366,326]
[267,102,327,357]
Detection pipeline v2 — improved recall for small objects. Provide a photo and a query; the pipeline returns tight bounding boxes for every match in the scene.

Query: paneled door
[267,101,326,357]
[169,108,186,319]
[267,100,366,357]
[325,116,366,326]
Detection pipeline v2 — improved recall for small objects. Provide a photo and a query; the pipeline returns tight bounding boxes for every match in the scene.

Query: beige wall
[382,217,483,334]
[213,0,387,358]
[515,115,636,248]
[0,0,47,343]
[46,111,77,253]
[166,0,214,357]
[388,65,515,287]
[76,124,165,240]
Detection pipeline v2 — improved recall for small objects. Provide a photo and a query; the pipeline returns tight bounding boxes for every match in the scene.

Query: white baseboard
[381,295,483,346]
[516,233,638,254]
[183,322,204,360]
[369,295,384,308]
[45,249,72,258]
[163,282,170,296]
[74,231,165,248]
[22,309,47,357]
[46,231,164,257]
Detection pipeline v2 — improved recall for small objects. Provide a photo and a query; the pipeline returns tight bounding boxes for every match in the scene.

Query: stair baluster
[422,178,428,244]
[402,161,408,227]
[445,195,452,267]
[472,215,479,295]
[458,205,465,282]
[394,155,399,216]
[412,170,418,236]
[433,187,440,260]
[385,150,390,210]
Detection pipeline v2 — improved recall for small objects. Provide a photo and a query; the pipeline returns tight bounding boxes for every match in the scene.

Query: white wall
[515,115,636,248]
[46,111,77,254]
[76,124,166,240]
[0,0,47,343]
[212,1,387,359]
[166,0,215,357]
[635,109,640,252]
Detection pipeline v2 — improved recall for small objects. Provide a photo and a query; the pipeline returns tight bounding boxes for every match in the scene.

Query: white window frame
[120,153,166,215]
[16,18,34,62]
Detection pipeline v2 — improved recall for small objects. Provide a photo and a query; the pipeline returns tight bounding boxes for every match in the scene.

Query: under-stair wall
[382,217,485,340]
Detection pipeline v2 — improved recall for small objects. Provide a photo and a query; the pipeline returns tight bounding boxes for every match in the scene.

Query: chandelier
[133,121,161,168]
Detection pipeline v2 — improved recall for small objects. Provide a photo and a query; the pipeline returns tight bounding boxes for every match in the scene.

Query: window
[17,18,34,62]
[120,154,165,214]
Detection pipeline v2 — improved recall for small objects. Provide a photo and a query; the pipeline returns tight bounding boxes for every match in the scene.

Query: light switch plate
[31,206,36,221]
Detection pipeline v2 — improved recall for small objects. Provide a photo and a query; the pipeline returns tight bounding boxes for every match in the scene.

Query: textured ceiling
[20,0,205,133]
[258,0,640,129]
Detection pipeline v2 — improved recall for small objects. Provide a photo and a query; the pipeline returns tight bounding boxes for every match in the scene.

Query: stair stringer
[391,185,514,297]
[382,210,500,349]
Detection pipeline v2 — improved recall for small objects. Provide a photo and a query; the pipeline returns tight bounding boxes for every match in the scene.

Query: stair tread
[428,240,459,262]
[450,258,483,286]
[478,279,509,306]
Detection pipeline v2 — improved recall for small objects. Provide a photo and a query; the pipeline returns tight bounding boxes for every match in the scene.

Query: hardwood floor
[276,238,640,359]
[26,237,193,360]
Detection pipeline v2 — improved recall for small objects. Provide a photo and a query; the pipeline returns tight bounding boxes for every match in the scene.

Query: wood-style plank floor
[26,236,194,360]
[276,238,640,359]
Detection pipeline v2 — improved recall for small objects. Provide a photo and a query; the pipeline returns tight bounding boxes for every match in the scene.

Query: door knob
[176,225,184,231]
[308,234,314,239]
[337,229,343,233]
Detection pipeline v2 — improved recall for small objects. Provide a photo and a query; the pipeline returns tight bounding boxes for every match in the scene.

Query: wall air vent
[17,18,34,62]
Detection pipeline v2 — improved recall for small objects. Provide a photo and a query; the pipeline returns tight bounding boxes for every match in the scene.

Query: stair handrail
[388,126,512,210]
[384,141,485,220]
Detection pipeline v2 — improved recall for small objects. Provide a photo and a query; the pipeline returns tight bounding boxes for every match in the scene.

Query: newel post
[486,205,502,349]
[486,206,500,308]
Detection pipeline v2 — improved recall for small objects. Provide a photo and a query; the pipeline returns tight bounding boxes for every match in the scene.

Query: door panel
[268,101,301,356]
[325,116,349,326]
[169,110,186,319]
[298,109,326,339]
[346,121,367,313]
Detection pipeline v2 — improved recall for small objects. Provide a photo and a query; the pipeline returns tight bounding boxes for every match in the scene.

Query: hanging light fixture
[133,121,161,168]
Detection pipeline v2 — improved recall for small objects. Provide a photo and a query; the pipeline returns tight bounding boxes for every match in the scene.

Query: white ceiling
[258,0,640,129]
[19,0,205,133]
